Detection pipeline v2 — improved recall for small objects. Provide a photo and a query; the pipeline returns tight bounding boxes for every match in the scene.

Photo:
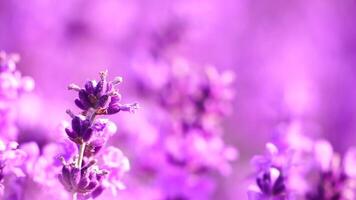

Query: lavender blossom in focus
[58,71,136,199]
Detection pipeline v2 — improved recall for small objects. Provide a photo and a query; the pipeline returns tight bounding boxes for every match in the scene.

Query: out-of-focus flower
[0,140,26,198]
[0,51,34,99]
[248,143,294,200]
[101,146,130,196]
[0,51,34,141]
[304,140,356,200]
[125,58,237,199]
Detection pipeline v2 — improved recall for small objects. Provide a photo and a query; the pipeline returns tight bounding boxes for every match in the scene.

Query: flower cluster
[248,143,293,200]
[248,120,356,200]
[58,71,137,199]
[0,140,26,198]
[305,140,356,200]
[126,58,237,199]
[0,51,34,141]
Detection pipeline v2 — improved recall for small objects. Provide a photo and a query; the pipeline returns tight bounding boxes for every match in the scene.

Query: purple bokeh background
[1,1,356,199]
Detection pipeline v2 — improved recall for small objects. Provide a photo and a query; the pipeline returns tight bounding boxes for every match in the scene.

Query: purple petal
[75,99,89,110]
[85,81,95,94]
[109,95,121,105]
[61,166,72,187]
[79,89,91,107]
[72,117,82,134]
[85,181,98,190]
[83,128,93,142]
[97,95,109,108]
[77,176,90,189]
[95,80,106,96]
[91,186,104,199]
[65,128,78,139]
[107,104,121,115]
[70,168,81,186]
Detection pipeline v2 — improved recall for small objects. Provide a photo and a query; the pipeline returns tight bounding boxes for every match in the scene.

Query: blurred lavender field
[1,0,356,200]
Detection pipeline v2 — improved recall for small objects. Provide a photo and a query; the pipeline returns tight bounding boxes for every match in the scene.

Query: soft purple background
[1,0,356,199]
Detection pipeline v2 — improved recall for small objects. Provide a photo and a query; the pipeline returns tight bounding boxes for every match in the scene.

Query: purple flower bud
[91,186,104,199]
[75,99,90,110]
[68,71,138,117]
[109,94,122,104]
[107,103,139,115]
[106,104,121,115]
[58,160,108,197]
[84,81,96,94]
[65,128,78,139]
[82,128,93,142]
[77,176,90,189]
[97,95,109,108]
[84,139,105,157]
[94,80,106,97]
[71,117,82,134]
[78,89,92,108]
[66,116,94,144]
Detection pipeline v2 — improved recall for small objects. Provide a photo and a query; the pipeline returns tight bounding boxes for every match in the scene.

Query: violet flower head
[305,140,356,200]
[68,70,138,115]
[248,143,293,200]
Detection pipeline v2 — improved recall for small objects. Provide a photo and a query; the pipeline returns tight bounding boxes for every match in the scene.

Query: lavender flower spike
[68,70,138,115]
[59,70,135,200]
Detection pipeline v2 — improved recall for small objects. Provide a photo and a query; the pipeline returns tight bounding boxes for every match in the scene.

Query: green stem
[73,143,86,200]
[77,143,86,169]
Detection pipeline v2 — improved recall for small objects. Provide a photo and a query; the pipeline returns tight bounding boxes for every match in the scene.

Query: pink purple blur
[1,1,356,200]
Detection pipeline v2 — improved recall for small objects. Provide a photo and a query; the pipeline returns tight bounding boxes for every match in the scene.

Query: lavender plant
[126,59,237,199]
[58,70,137,200]
[0,140,26,198]
[248,143,293,200]
[304,140,356,200]
[0,51,34,199]
[248,119,356,200]
[0,51,34,141]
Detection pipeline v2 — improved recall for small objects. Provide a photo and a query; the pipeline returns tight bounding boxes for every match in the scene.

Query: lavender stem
[77,143,86,169]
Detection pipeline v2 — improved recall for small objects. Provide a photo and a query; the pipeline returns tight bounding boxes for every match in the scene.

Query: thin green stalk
[77,142,86,168]
[73,142,86,200]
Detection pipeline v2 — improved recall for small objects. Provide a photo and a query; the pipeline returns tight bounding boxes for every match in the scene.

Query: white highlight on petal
[270,167,281,185]
[314,140,333,171]
[266,142,279,156]
[344,147,356,177]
